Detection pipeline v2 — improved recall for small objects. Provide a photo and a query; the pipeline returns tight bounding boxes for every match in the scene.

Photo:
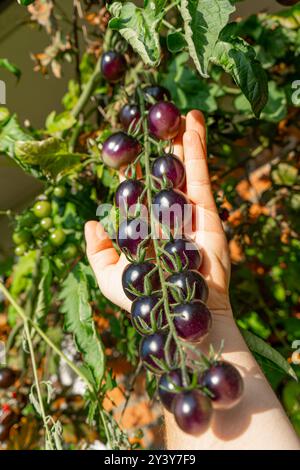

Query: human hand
[85,110,231,317]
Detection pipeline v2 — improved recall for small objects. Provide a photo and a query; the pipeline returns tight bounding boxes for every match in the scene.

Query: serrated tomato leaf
[0,114,33,157]
[15,137,84,181]
[35,258,52,327]
[211,37,268,117]
[180,0,235,78]
[59,263,105,390]
[108,1,165,67]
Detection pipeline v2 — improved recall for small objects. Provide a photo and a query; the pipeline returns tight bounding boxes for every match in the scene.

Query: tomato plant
[0,0,299,450]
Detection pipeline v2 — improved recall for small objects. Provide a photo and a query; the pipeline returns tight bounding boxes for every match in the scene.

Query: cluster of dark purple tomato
[100,50,244,435]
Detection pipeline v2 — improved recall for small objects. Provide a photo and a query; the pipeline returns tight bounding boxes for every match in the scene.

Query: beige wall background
[0,0,283,256]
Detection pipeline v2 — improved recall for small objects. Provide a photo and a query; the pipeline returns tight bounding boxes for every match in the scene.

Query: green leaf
[0,58,21,80]
[211,37,268,117]
[0,114,33,157]
[241,330,298,381]
[59,263,105,389]
[35,258,52,327]
[62,80,80,111]
[235,80,287,122]
[161,52,218,113]
[237,311,271,340]
[45,111,76,135]
[8,251,37,326]
[14,137,84,180]
[167,31,186,53]
[282,381,300,415]
[272,163,298,186]
[108,1,165,67]
[180,0,235,78]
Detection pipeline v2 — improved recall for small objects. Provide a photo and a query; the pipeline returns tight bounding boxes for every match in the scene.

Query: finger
[85,220,119,269]
[172,116,186,161]
[186,110,206,155]
[183,129,216,211]
[85,221,132,311]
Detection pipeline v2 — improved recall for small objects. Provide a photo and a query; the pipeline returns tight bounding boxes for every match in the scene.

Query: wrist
[201,310,244,357]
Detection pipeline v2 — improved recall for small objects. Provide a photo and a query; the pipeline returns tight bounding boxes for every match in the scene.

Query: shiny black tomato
[148,102,181,140]
[102,132,141,169]
[122,262,161,301]
[100,51,126,83]
[115,179,145,214]
[199,361,244,409]
[0,368,16,389]
[162,237,202,271]
[167,270,208,303]
[158,369,183,412]
[173,301,212,342]
[152,188,192,229]
[119,104,141,131]
[117,218,149,256]
[143,85,171,105]
[173,390,212,436]
[151,154,185,189]
[140,332,176,373]
[131,295,166,334]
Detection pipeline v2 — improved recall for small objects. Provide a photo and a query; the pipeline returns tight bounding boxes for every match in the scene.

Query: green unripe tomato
[53,186,66,198]
[62,243,78,259]
[13,229,31,245]
[17,0,35,5]
[49,228,66,247]
[40,217,53,231]
[33,201,51,219]
[14,244,27,256]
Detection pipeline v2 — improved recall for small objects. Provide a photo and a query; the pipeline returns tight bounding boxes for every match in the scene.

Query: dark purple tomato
[152,189,192,229]
[168,270,208,303]
[158,369,183,412]
[148,102,181,140]
[163,237,202,271]
[151,154,185,189]
[117,218,149,256]
[143,85,171,105]
[140,332,176,373]
[119,104,141,131]
[100,51,127,83]
[0,368,16,389]
[131,295,166,333]
[199,361,243,409]
[173,390,212,436]
[102,132,141,169]
[115,179,145,214]
[173,301,212,342]
[219,208,230,222]
[122,262,161,300]
[276,0,298,5]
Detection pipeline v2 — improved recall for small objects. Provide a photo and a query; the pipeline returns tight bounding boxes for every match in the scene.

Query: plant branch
[71,55,102,119]
[138,89,189,385]
[0,282,94,395]
[23,319,54,450]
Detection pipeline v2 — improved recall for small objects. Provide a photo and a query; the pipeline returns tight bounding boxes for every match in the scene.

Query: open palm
[85,110,231,316]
